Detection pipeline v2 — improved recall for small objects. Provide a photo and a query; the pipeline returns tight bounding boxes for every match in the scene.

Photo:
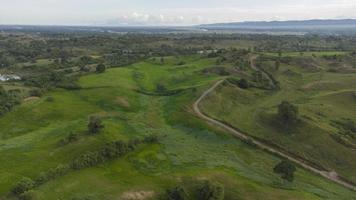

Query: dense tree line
[11,135,159,197]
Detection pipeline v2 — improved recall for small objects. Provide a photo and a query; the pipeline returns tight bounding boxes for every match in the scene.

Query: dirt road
[193,79,356,191]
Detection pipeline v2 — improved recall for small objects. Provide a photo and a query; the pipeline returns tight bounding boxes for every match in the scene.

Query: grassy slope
[0,56,355,199]
[200,54,356,184]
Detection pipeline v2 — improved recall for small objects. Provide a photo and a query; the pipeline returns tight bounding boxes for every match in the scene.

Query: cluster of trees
[0,86,21,116]
[11,135,159,198]
[167,181,224,200]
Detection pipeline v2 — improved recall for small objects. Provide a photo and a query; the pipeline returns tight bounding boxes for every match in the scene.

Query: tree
[199,181,225,200]
[167,186,188,200]
[278,101,299,124]
[96,64,106,73]
[273,160,297,182]
[88,116,104,134]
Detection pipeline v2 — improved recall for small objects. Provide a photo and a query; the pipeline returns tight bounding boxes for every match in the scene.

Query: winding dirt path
[193,79,356,191]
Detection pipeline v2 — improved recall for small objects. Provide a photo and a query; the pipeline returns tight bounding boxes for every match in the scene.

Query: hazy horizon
[1,0,356,26]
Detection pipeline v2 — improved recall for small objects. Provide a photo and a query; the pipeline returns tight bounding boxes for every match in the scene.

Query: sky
[0,0,356,26]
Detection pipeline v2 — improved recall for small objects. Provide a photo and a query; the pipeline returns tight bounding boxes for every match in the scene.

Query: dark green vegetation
[0,31,356,199]
[274,161,297,182]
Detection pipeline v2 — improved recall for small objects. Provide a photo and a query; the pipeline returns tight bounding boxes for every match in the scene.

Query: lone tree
[88,116,104,134]
[96,63,106,73]
[278,101,299,124]
[273,160,297,182]
[199,181,225,200]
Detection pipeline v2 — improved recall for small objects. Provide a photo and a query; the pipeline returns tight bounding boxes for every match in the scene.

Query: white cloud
[0,0,355,25]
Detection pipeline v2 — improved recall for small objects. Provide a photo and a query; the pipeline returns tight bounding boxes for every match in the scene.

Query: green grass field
[0,55,355,199]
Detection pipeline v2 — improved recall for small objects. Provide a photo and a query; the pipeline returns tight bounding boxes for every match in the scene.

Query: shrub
[96,64,106,73]
[199,181,225,200]
[88,116,104,134]
[143,135,159,143]
[19,190,36,200]
[11,177,35,195]
[156,83,167,93]
[59,132,79,145]
[71,151,104,170]
[46,96,54,102]
[167,186,188,200]
[36,164,70,184]
[176,61,186,65]
[273,160,297,182]
[277,101,299,124]
[71,139,144,170]
[237,78,249,89]
[0,86,21,116]
[29,89,43,97]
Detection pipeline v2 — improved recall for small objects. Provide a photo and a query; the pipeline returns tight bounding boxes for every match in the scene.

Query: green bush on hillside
[277,101,299,125]
[19,190,37,200]
[0,86,21,117]
[88,116,104,134]
[59,132,79,146]
[167,186,189,200]
[273,160,297,182]
[199,181,225,200]
[96,63,106,73]
[11,177,35,195]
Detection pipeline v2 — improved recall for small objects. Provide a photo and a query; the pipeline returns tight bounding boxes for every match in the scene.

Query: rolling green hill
[1,55,355,199]
[200,53,356,189]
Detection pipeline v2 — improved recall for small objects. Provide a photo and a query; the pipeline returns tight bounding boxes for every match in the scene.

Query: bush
[36,164,70,184]
[96,64,106,73]
[156,83,167,93]
[199,181,225,200]
[0,86,21,116]
[71,139,142,170]
[237,78,249,89]
[11,177,35,195]
[277,101,299,124]
[71,151,104,170]
[167,186,188,200]
[46,96,54,102]
[273,160,297,182]
[29,89,43,97]
[19,190,37,200]
[143,135,159,143]
[88,116,104,134]
[59,132,79,145]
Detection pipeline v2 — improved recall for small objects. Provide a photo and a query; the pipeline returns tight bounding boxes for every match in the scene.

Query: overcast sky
[0,0,356,26]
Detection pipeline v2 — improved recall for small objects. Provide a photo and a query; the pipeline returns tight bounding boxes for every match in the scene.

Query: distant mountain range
[199,19,356,29]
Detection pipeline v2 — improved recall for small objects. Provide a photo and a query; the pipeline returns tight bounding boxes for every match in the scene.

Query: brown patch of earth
[120,191,155,200]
